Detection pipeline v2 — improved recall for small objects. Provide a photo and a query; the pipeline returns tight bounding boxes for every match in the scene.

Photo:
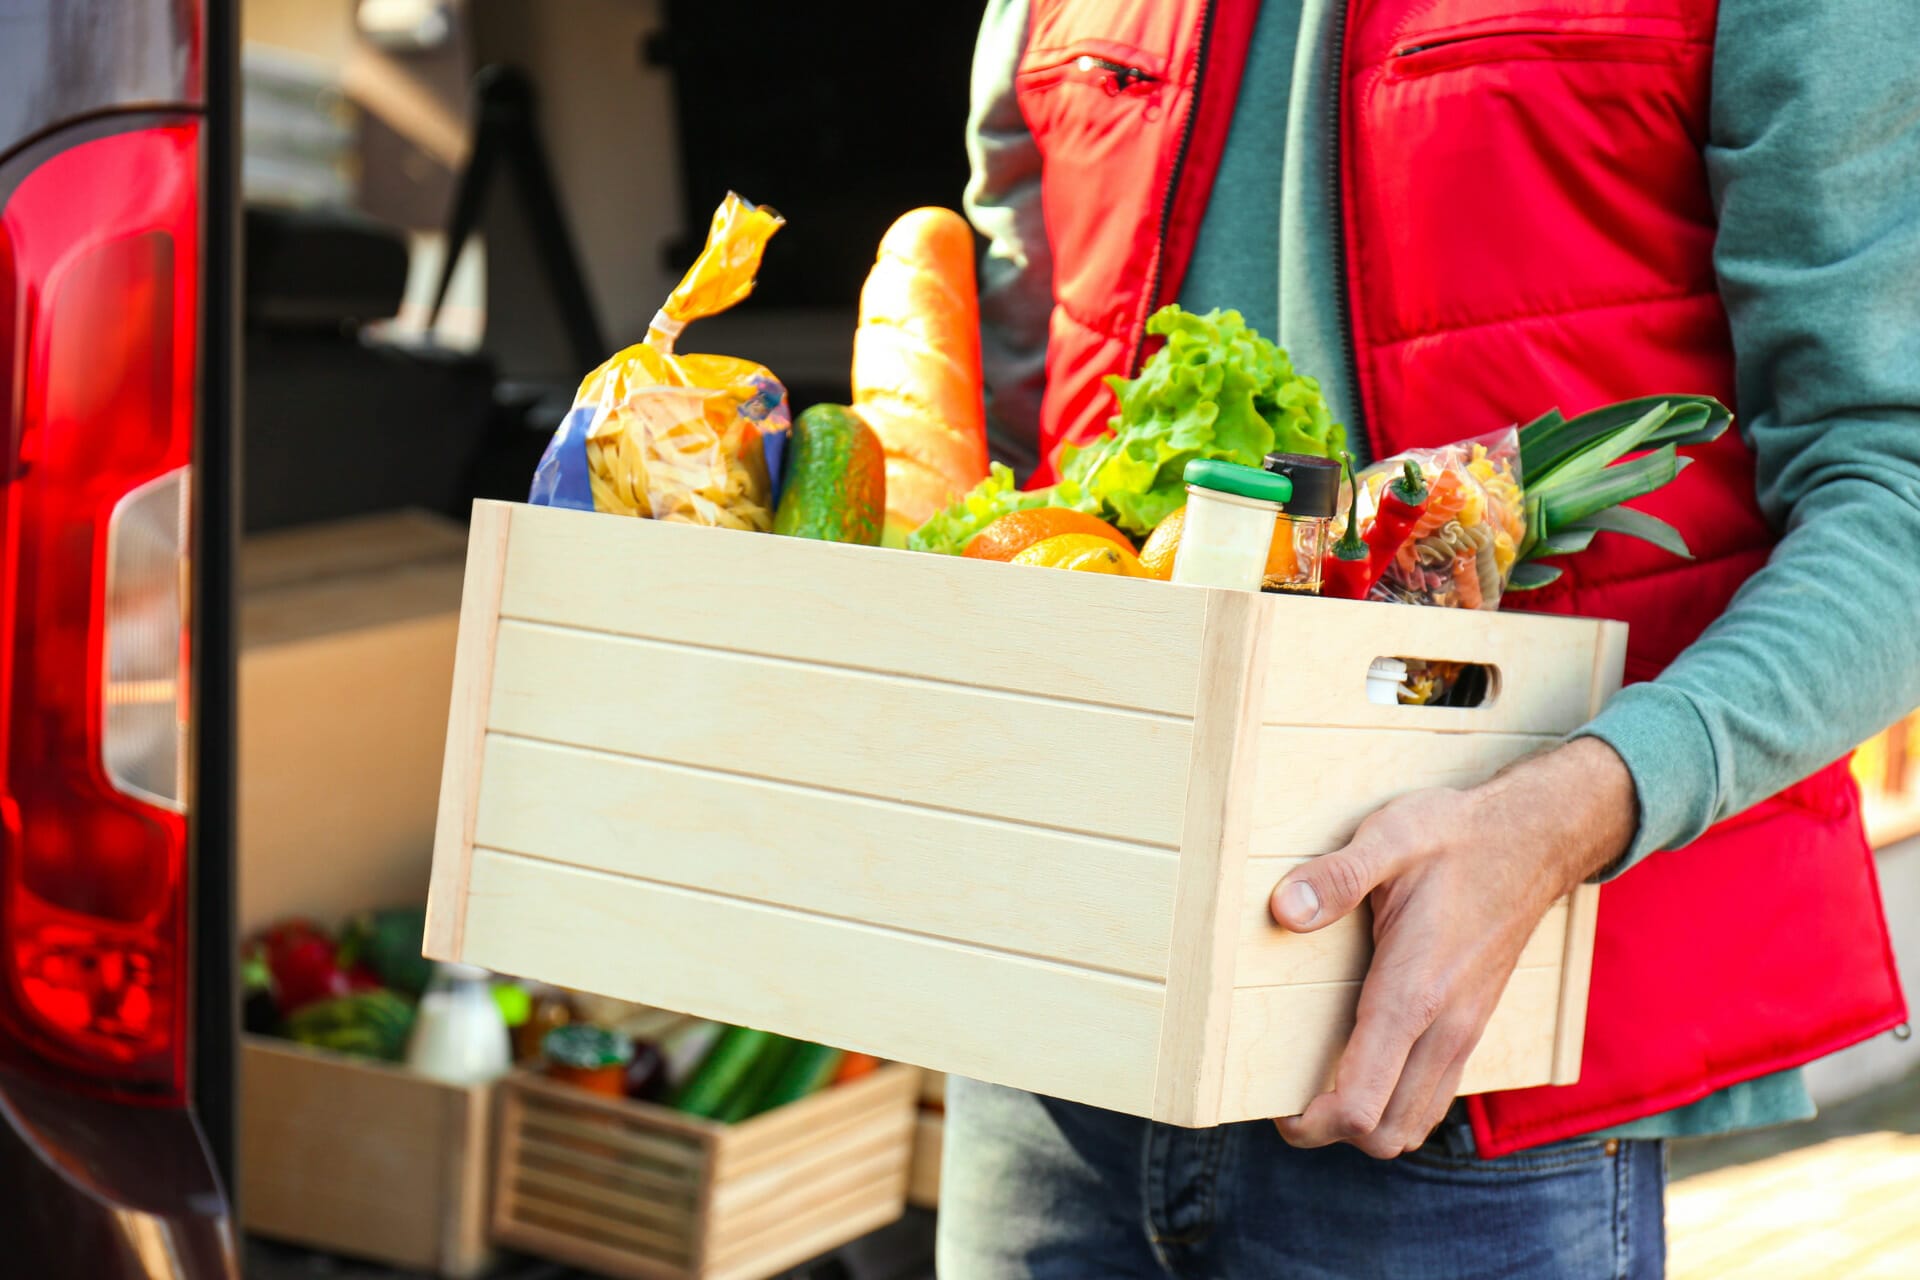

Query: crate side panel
[487,620,1193,847]
[1250,726,1560,857]
[425,500,513,962]
[1257,596,1607,736]
[1235,855,1570,987]
[239,1039,477,1272]
[500,502,1210,717]
[476,735,1178,980]
[461,849,1164,1115]
[1215,966,1564,1122]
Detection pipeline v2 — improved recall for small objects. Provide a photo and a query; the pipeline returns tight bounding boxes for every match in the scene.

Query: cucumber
[671,1026,774,1118]
[750,1043,845,1117]
[774,404,886,545]
[714,1036,799,1124]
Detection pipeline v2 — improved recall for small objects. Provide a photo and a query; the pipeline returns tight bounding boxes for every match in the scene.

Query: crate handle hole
[1371,658,1500,709]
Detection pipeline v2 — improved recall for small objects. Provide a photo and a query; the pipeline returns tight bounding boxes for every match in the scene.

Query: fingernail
[1279,880,1320,926]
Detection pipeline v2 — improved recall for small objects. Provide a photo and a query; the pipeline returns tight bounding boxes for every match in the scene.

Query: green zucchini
[714,1036,799,1124]
[671,1026,774,1118]
[750,1043,845,1117]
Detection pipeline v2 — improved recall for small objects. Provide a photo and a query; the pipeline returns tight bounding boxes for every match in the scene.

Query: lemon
[1010,533,1146,575]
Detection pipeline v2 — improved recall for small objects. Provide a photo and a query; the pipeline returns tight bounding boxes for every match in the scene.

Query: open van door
[0,1,240,1275]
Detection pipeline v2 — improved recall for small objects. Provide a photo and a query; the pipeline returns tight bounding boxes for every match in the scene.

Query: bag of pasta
[529,193,792,530]
[1356,429,1525,611]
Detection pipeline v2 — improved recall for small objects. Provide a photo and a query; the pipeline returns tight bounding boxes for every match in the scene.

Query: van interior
[238,1,978,1275]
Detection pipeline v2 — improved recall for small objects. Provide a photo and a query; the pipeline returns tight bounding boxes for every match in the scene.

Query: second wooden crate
[493,1062,919,1280]
[427,501,1622,1126]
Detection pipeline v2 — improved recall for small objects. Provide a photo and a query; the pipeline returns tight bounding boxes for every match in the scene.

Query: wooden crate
[239,1036,493,1278]
[493,1062,920,1280]
[426,501,1621,1125]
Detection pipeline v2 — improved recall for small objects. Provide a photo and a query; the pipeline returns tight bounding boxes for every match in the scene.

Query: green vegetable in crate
[1508,395,1731,591]
[335,906,433,998]
[671,1026,778,1118]
[285,989,415,1061]
[753,1042,846,1115]
[774,404,887,545]
[715,1035,799,1123]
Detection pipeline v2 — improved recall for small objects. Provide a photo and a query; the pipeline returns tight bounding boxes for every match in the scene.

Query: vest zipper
[1130,0,1217,374]
[1074,54,1161,96]
[1328,0,1367,454]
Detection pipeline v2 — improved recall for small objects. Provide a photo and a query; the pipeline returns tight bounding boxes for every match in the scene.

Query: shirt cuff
[1572,682,1723,880]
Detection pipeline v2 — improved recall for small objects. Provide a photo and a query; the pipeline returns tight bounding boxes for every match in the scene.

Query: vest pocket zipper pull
[1074,54,1159,96]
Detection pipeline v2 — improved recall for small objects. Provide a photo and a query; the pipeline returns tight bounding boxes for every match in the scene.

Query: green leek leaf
[1506,561,1564,591]
[1565,506,1693,560]
[1531,526,1599,558]
[1520,394,1730,479]
[1527,402,1673,494]
[1537,447,1689,530]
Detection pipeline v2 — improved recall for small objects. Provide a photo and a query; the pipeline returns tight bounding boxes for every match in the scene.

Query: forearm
[1579,0,1920,865]
[1584,478,1920,861]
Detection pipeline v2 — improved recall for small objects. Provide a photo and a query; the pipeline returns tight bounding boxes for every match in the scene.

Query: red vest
[1015,0,1906,1155]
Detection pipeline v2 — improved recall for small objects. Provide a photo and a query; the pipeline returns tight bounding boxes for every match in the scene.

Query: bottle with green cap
[1171,458,1295,591]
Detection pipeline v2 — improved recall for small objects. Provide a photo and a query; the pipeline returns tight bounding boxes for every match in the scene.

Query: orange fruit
[1137,506,1187,580]
[963,507,1134,561]
[1137,504,1296,583]
[1010,534,1146,575]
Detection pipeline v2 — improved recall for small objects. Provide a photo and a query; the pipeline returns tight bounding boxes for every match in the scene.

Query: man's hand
[1268,736,1636,1158]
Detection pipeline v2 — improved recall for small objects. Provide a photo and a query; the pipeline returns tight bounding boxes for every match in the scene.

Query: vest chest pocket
[1386,27,1706,80]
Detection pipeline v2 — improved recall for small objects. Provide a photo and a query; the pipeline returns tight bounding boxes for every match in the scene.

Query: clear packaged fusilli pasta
[530,193,792,531]
[1352,428,1524,611]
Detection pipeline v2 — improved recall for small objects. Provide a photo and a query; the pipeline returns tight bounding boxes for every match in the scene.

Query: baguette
[852,207,990,544]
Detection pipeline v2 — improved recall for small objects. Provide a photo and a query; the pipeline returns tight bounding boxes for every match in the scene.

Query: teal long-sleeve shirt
[965,0,1920,1141]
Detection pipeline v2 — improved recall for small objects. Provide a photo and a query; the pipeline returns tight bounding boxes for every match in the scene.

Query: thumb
[1271,843,1385,933]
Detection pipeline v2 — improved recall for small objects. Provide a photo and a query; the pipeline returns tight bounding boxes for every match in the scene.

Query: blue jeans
[937,1079,1666,1279]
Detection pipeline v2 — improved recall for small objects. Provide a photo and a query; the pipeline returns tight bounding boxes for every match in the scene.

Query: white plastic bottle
[406,961,512,1085]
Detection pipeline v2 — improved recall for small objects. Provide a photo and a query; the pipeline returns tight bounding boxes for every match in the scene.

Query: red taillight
[0,123,199,1102]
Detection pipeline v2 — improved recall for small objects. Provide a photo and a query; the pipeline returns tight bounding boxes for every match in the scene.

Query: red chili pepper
[1362,459,1431,592]
[1322,454,1373,600]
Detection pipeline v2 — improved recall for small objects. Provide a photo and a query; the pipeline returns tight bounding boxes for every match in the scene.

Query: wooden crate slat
[1235,856,1570,987]
[1257,593,1617,737]
[714,1064,919,1177]
[503,1201,695,1267]
[499,500,1210,717]
[511,1071,720,1142]
[487,619,1194,846]
[1249,726,1563,857]
[705,1179,911,1280]
[1218,966,1565,1119]
[462,850,1165,1115]
[711,1105,908,1193]
[494,1218,689,1280]
[509,1164,698,1232]
[477,734,1178,980]
[513,1107,708,1172]
[706,1135,911,1240]
[513,1138,701,1202]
